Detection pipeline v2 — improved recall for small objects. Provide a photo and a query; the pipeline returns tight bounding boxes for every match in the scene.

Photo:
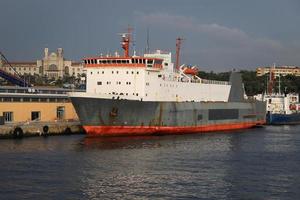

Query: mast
[175,37,183,71]
[146,28,150,53]
[121,26,132,57]
[267,63,276,95]
[278,74,281,95]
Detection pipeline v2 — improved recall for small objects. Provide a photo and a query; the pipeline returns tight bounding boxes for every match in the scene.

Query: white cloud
[134,12,294,70]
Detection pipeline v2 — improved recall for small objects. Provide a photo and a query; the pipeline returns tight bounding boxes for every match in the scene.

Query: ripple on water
[0,126,300,199]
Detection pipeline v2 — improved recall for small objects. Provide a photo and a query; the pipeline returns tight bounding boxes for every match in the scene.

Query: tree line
[198,70,300,96]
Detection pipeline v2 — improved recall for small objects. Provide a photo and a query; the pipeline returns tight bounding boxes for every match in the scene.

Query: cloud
[134,12,293,70]
[139,13,247,41]
[137,12,281,48]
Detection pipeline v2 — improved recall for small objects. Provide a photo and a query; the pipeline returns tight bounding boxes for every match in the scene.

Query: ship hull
[70,96,266,136]
[267,112,300,125]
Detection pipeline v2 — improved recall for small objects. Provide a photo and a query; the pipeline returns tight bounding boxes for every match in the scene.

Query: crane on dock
[0,51,31,87]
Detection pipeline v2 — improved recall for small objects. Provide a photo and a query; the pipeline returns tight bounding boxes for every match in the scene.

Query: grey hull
[70,97,266,128]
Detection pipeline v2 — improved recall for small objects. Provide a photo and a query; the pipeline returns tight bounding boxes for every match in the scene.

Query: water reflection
[81,135,164,150]
[78,132,236,199]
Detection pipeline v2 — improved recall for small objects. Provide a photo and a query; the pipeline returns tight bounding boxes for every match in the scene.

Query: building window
[31,111,40,121]
[97,81,102,85]
[3,112,13,122]
[57,106,65,120]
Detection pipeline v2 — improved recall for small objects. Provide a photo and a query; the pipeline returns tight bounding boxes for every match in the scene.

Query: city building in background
[256,66,300,77]
[0,48,85,80]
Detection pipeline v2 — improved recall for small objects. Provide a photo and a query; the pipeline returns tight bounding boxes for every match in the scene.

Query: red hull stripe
[83,120,265,137]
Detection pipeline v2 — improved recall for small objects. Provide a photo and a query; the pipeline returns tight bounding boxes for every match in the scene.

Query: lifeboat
[183,66,198,76]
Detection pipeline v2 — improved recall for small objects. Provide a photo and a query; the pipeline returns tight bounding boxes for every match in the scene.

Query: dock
[0,121,84,138]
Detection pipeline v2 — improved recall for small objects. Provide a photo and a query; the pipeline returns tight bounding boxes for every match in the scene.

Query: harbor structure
[0,86,83,138]
[0,86,78,123]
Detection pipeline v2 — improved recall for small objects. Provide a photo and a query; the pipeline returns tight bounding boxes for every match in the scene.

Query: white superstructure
[255,93,300,114]
[70,32,233,102]
[81,49,231,102]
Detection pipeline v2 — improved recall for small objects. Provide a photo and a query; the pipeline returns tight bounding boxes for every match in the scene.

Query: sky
[1,0,300,72]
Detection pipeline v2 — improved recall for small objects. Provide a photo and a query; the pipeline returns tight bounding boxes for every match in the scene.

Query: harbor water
[0,125,300,199]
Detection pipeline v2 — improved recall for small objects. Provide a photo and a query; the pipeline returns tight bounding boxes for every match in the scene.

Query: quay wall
[0,121,84,138]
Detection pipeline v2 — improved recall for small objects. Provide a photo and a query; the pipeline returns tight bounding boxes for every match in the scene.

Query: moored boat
[254,65,300,125]
[69,32,266,136]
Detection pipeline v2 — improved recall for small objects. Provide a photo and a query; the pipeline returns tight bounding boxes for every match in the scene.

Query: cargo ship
[69,32,266,136]
[264,93,300,124]
[255,65,300,125]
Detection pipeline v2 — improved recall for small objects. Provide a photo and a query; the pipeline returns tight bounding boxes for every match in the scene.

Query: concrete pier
[0,121,84,138]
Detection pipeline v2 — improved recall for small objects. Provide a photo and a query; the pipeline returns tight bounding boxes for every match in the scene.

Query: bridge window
[147,60,153,64]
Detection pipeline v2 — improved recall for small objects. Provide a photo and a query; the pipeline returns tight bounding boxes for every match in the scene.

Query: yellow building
[256,66,300,77]
[0,86,78,124]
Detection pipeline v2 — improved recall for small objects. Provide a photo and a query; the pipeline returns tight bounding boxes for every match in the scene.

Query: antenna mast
[121,26,132,57]
[267,63,276,95]
[175,37,183,71]
[146,28,150,53]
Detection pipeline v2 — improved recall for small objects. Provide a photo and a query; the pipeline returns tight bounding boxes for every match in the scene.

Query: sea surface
[0,125,300,200]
